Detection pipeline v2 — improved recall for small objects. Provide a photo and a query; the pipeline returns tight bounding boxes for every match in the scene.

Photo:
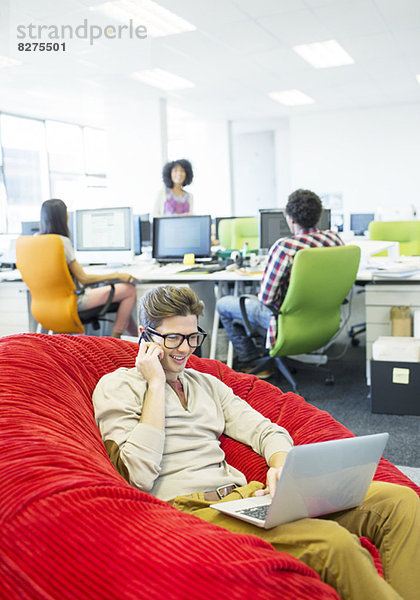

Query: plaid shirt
[258,228,344,347]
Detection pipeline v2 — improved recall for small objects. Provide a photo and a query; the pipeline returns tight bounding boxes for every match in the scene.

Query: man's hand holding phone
[136,331,165,385]
[136,330,166,430]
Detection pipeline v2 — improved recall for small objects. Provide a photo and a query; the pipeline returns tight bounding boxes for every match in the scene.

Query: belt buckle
[216,483,237,499]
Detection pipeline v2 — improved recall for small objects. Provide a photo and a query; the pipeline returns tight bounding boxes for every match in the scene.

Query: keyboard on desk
[177,264,226,274]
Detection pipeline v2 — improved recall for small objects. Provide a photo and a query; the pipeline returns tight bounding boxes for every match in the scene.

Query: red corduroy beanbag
[0,334,417,600]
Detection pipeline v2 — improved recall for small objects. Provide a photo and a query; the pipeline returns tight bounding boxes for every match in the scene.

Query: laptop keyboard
[237,504,270,521]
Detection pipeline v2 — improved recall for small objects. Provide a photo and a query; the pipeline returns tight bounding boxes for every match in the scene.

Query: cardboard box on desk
[371,337,420,415]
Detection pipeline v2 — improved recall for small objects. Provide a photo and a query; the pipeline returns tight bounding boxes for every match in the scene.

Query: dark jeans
[216,295,272,364]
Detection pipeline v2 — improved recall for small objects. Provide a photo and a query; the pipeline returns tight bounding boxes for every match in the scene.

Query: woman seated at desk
[40,199,138,338]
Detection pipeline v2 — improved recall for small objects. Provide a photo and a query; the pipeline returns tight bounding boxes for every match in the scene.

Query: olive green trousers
[171,481,419,600]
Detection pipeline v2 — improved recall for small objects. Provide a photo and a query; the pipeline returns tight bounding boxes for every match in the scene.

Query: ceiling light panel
[416,74,420,85]
[293,40,354,68]
[131,68,195,90]
[269,89,314,106]
[92,0,196,37]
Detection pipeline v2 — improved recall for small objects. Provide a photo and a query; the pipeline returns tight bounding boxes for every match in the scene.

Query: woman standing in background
[40,198,138,338]
[154,158,194,216]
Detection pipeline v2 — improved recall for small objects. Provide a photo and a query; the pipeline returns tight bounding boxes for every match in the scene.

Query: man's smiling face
[153,314,198,382]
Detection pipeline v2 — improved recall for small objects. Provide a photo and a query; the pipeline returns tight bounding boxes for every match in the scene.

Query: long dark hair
[40,198,71,238]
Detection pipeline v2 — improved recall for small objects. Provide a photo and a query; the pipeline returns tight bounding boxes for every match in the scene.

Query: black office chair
[78,287,119,333]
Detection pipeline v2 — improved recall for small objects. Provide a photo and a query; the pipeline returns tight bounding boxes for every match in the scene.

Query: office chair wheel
[324,375,335,386]
[351,337,360,347]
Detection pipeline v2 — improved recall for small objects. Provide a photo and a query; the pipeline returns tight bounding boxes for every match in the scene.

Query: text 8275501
[17,42,66,51]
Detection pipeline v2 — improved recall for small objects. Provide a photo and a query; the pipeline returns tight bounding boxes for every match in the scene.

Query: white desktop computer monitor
[152,215,212,262]
[21,221,40,235]
[74,206,134,265]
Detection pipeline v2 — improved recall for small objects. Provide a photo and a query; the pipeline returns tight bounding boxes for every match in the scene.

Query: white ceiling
[1,0,420,124]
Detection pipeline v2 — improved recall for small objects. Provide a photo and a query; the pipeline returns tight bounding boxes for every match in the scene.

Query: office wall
[289,103,420,221]
[232,130,276,215]
[105,92,162,215]
[167,118,231,217]
[233,118,291,208]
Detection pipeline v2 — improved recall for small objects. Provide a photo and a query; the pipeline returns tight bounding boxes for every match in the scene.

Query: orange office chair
[16,234,118,334]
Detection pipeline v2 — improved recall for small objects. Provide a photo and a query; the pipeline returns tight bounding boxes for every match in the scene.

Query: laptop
[211,433,389,529]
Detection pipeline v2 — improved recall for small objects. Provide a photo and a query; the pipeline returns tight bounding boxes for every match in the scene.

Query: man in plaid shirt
[217,189,343,372]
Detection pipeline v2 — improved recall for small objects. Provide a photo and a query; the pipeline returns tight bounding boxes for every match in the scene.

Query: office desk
[85,259,261,359]
[0,261,261,357]
[341,237,400,260]
[355,256,420,384]
[10,252,419,376]
[0,278,30,336]
[87,255,420,375]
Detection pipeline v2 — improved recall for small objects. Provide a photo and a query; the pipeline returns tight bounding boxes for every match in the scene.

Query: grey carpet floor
[267,342,420,469]
[395,465,420,486]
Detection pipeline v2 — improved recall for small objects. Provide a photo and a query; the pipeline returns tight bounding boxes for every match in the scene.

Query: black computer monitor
[259,209,290,250]
[133,215,142,255]
[133,214,152,255]
[317,208,331,230]
[259,207,332,250]
[21,221,40,235]
[152,215,212,262]
[350,213,375,236]
[140,215,151,246]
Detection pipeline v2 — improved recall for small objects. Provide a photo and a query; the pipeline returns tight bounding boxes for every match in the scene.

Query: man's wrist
[146,379,166,392]
[268,450,289,468]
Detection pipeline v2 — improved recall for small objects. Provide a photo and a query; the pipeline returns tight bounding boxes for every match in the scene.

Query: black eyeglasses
[143,326,207,349]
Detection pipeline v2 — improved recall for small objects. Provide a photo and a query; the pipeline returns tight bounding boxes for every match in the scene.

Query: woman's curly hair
[162,159,194,188]
[285,189,322,228]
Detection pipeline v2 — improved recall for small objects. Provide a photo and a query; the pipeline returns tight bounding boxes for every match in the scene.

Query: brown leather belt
[202,484,238,502]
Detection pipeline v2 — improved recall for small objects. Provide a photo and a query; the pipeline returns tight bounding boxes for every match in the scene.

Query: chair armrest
[75,283,116,316]
[96,283,116,316]
[238,294,256,337]
[238,295,280,337]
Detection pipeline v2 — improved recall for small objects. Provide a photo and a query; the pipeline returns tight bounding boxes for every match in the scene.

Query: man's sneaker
[239,364,274,380]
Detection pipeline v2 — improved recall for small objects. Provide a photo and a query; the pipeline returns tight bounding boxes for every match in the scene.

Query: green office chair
[218,217,259,251]
[231,217,259,251]
[239,245,361,391]
[368,221,420,255]
[218,218,234,250]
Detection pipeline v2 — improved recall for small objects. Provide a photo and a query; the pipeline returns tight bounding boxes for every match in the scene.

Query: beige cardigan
[93,367,293,500]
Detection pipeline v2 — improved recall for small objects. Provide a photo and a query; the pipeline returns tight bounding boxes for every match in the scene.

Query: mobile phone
[139,330,152,344]
[138,330,163,361]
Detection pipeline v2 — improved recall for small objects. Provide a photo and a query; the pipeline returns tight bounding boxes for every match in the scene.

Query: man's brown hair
[139,285,204,329]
